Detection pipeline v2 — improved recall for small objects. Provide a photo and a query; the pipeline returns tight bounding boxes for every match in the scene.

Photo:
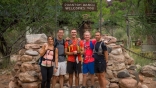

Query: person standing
[39,36,58,88]
[93,31,108,88]
[82,31,96,88]
[52,29,66,88]
[65,29,84,88]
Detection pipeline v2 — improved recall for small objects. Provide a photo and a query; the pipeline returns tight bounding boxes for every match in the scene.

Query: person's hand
[73,51,77,55]
[43,43,48,51]
[54,67,58,73]
[65,37,70,41]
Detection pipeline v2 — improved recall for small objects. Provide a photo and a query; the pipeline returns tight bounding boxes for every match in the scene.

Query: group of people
[39,28,116,88]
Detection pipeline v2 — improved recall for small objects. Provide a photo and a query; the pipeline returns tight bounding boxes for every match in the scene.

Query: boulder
[119,78,138,88]
[117,70,130,78]
[25,50,39,56]
[25,44,40,49]
[18,49,26,55]
[20,62,34,72]
[26,34,47,44]
[106,69,114,79]
[20,55,33,62]
[141,84,148,88]
[18,71,38,83]
[8,81,20,88]
[110,78,119,83]
[111,63,126,71]
[21,82,39,88]
[125,57,134,65]
[111,48,122,55]
[109,83,119,88]
[141,65,156,77]
[10,55,21,62]
[109,54,125,63]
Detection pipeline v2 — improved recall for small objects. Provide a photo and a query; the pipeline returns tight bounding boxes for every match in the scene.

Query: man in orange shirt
[65,29,84,88]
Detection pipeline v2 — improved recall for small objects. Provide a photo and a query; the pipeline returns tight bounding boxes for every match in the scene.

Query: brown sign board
[62,2,97,11]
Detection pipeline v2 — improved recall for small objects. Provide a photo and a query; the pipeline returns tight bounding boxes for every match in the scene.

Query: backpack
[38,48,55,66]
[93,40,112,55]
[84,40,94,50]
[67,39,80,52]
[54,38,65,48]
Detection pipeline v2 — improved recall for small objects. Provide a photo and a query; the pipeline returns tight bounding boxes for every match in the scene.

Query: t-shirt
[83,39,96,63]
[65,39,84,62]
[94,41,107,63]
[55,39,66,62]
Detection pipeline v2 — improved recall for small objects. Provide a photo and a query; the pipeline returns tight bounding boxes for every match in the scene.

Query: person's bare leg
[75,74,79,87]
[90,74,94,87]
[99,72,106,88]
[69,74,73,87]
[59,75,64,88]
[82,74,87,87]
[52,76,57,88]
[96,73,103,87]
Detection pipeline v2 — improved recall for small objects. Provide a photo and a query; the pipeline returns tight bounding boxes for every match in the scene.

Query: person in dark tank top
[94,31,108,88]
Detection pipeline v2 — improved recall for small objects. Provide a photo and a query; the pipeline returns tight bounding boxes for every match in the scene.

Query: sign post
[62,2,97,11]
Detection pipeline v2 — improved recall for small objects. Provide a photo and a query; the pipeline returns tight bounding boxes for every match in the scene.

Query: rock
[125,57,134,65]
[26,34,47,44]
[25,44,40,49]
[109,54,125,63]
[139,75,144,82]
[20,62,34,72]
[33,64,40,72]
[141,65,156,77]
[110,78,119,83]
[109,83,119,88]
[106,69,114,79]
[21,82,39,88]
[10,55,21,62]
[112,63,126,71]
[25,49,39,56]
[141,84,148,88]
[18,49,26,55]
[8,81,19,88]
[20,55,33,62]
[119,78,137,88]
[111,48,122,55]
[137,82,142,88]
[117,70,130,78]
[18,71,38,82]
[123,51,131,59]
[14,62,22,71]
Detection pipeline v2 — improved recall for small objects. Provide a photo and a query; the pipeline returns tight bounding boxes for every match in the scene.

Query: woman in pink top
[39,36,58,88]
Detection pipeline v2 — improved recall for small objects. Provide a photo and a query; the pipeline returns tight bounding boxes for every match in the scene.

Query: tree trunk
[0,34,11,57]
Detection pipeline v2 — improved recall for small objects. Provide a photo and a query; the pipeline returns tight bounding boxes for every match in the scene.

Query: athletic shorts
[67,61,81,74]
[94,61,106,73]
[83,62,94,74]
[53,61,67,76]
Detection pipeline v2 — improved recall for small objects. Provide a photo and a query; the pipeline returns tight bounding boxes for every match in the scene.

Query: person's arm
[55,48,58,68]
[79,41,84,55]
[102,43,108,63]
[39,43,47,56]
[104,51,108,63]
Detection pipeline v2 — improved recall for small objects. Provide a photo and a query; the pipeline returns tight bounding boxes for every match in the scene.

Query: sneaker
[81,86,85,88]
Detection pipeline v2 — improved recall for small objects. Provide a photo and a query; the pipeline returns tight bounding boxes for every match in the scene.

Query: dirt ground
[0,70,156,88]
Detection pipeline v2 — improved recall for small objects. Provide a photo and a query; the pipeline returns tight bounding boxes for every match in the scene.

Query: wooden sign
[62,2,97,11]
